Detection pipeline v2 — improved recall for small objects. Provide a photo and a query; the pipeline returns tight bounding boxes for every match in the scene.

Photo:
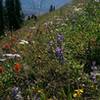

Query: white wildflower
[19,40,29,45]
[74,7,82,12]
[14,54,21,58]
[3,54,21,59]
[15,91,23,100]
[0,58,6,62]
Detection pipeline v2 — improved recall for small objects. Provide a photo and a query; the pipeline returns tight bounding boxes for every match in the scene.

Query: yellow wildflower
[37,89,43,93]
[73,88,84,97]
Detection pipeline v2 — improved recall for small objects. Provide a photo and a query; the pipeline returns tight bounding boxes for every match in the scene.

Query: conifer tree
[0,0,4,35]
[5,0,23,31]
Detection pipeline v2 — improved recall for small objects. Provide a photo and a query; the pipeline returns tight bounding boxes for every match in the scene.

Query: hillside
[0,0,100,99]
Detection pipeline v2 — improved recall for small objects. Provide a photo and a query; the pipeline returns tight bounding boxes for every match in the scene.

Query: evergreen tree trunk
[0,0,4,36]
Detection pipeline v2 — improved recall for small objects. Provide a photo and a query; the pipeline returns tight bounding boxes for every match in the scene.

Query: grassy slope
[0,2,72,45]
[0,0,85,43]
[0,0,100,99]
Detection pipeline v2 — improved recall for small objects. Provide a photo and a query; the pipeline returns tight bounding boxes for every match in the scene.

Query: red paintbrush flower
[2,43,11,49]
[0,66,4,74]
[13,63,21,73]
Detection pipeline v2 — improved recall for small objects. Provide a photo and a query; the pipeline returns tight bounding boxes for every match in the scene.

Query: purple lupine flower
[91,61,97,71]
[12,86,23,100]
[57,34,64,43]
[90,72,97,83]
[55,47,64,64]
[55,47,63,57]
[12,86,19,97]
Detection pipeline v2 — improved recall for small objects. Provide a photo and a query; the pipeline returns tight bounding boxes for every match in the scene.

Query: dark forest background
[0,0,23,35]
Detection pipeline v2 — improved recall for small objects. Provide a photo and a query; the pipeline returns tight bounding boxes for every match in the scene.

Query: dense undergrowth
[0,0,100,99]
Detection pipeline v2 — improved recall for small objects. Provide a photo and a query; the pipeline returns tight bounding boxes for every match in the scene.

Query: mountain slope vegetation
[0,0,100,99]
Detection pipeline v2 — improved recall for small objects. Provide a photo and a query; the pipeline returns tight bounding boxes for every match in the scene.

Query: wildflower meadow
[0,0,100,100]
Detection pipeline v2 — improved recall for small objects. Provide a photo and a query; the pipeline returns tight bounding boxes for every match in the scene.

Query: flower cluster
[12,86,23,100]
[73,88,84,98]
[0,38,22,74]
[0,63,22,74]
[48,33,64,64]
[55,33,64,64]
[90,61,97,83]
[57,34,64,44]
[55,47,64,64]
